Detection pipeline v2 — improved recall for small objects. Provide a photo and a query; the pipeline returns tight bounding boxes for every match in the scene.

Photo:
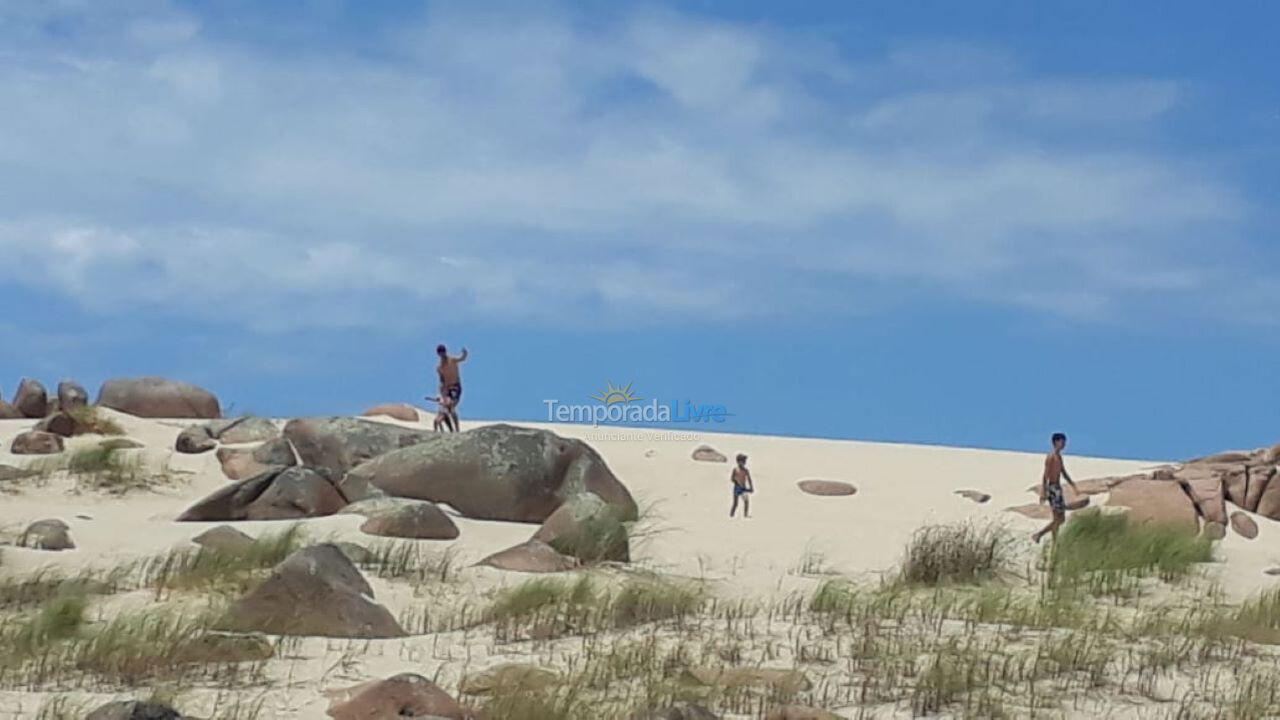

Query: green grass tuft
[1048,509,1212,595]
[898,522,1014,586]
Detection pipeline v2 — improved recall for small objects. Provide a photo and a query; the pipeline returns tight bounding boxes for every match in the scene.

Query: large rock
[797,480,856,497]
[531,492,629,562]
[326,673,469,719]
[97,377,221,419]
[1106,479,1199,533]
[86,701,186,720]
[361,404,421,422]
[13,378,48,418]
[1256,475,1280,520]
[56,380,89,411]
[178,467,348,522]
[1223,467,1250,508]
[1247,466,1277,515]
[217,544,405,638]
[217,437,296,480]
[20,519,74,551]
[1179,475,1227,525]
[477,540,577,573]
[1230,512,1259,540]
[283,417,434,480]
[11,430,64,455]
[341,424,637,523]
[344,498,460,540]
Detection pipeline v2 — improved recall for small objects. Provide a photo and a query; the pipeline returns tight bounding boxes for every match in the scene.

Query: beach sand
[0,412,1275,718]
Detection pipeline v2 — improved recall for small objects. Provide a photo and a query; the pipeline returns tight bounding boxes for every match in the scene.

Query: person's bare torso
[1044,451,1063,487]
[732,467,749,487]
[438,359,461,387]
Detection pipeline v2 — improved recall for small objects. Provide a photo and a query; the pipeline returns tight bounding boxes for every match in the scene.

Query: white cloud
[0,3,1261,331]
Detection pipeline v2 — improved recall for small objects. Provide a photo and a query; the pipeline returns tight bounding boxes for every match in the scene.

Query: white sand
[0,412,1276,718]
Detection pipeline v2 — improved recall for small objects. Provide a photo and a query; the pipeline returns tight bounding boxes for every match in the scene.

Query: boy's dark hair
[736,453,747,461]
[1051,432,1067,444]
[436,344,447,355]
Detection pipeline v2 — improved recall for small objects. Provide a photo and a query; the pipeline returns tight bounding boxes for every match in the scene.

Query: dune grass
[22,444,164,494]
[897,521,1015,586]
[138,524,305,598]
[1046,509,1213,595]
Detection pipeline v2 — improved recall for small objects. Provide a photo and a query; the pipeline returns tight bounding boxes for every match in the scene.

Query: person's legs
[730,491,740,517]
[742,492,750,518]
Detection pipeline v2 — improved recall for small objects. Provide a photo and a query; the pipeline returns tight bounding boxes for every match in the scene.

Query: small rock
[1202,521,1227,540]
[206,416,279,444]
[477,540,577,573]
[0,465,37,483]
[360,404,421,423]
[1265,567,1280,577]
[691,445,727,463]
[193,525,257,551]
[797,480,857,497]
[460,663,558,696]
[680,667,811,693]
[176,426,217,454]
[85,700,186,720]
[955,490,991,504]
[333,541,374,565]
[1230,511,1259,540]
[0,395,21,419]
[357,500,460,541]
[326,673,469,720]
[14,378,49,418]
[20,519,74,551]
[644,449,656,458]
[10,430,64,455]
[56,380,89,411]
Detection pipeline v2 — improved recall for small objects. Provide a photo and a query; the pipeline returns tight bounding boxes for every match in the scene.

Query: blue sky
[1,1,1276,460]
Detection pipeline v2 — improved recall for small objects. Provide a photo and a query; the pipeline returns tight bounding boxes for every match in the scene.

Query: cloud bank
[0,1,1260,331]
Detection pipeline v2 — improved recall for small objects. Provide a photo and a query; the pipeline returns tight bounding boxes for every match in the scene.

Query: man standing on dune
[436,344,467,431]
[1033,432,1079,544]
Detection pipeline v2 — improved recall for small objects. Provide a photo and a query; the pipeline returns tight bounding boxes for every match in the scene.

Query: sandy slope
[0,412,1276,718]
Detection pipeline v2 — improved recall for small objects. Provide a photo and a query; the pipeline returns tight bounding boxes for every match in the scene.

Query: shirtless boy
[423,395,456,433]
[730,453,754,518]
[1032,432,1079,544]
[435,344,467,431]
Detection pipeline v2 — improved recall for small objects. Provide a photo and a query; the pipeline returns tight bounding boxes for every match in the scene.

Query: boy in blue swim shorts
[730,453,754,518]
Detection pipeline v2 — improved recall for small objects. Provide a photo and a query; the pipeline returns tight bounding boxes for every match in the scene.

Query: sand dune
[1,412,1277,718]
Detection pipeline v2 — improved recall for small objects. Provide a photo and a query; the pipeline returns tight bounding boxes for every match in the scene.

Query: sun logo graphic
[592,381,640,405]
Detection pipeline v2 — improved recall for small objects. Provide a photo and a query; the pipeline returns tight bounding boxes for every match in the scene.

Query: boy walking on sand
[435,344,467,431]
[1033,432,1079,544]
[730,453,754,518]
